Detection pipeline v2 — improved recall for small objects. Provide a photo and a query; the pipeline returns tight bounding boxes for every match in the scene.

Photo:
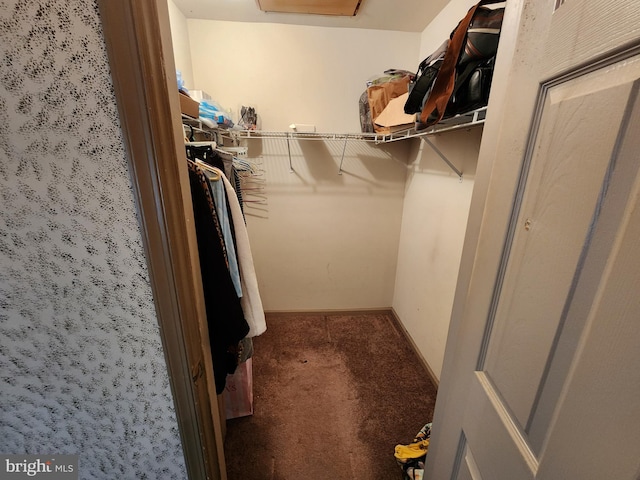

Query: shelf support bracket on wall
[286,135,293,173]
[423,137,463,181]
[338,138,348,175]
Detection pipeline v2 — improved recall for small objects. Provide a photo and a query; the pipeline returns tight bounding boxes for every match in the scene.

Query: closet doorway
[100,1,640,479]
[98,0,487,478]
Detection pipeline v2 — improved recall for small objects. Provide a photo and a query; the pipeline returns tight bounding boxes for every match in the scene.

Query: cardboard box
[179,92,199,118]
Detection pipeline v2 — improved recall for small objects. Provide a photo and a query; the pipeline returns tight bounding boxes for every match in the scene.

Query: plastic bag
[199,99,234,127]
[238,106,258,130]
[223,358,253,419]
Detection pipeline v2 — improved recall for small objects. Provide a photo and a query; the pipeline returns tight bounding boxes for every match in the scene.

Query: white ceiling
[172,0,450,33]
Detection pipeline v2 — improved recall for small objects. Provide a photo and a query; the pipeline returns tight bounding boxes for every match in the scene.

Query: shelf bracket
[423,137,463,181]
[286,135,293,173]
[338,138,348,175]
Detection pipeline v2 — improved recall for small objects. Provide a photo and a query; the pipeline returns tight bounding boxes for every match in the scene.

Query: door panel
[482,61,640,429]
[455,444,484,480]
[536,166,640,480]
[426,0,640,478]
[459,51,640,480]
[527,74,640,454]
[463,373,535,479]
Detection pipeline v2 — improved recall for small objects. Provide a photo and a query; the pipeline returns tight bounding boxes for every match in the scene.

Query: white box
[189,90,211,102]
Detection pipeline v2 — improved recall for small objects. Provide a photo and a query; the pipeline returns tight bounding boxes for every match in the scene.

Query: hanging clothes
[187,159,249,394]
[222,154,245,216]
[211,166,267,338]
[207,172,242,297]
[186,144,243,296]
[214,148,234,181]
[232,167,244,215]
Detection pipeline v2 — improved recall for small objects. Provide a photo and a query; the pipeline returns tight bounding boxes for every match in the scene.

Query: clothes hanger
[182,124,195,142]
[195,159,221,181]
[185,141,221,181]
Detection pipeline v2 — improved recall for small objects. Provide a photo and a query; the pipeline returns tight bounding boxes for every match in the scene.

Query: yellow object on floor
[394,439,430,461]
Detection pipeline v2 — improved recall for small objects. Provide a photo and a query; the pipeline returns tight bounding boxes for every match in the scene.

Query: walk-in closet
[167,0,488,478]
[5,0,639,478]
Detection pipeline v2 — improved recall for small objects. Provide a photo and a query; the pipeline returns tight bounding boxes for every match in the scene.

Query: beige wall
[187,20,418,310]
[418,0,480,58]
[187,20,419,132]
[242,138,411,311]
[393,130,482,379]
[392,1,484,380]
[167,0,195,89]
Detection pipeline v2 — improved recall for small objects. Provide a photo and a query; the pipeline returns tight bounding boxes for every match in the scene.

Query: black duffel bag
[447,56,495,117]
[405,0,505,126]
[404,40,447,115]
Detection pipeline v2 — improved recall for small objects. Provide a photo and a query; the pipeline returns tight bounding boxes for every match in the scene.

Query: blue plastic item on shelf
[199,99,234,127]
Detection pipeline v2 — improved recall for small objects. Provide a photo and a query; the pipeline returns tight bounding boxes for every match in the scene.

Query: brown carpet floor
[223,311,438,480]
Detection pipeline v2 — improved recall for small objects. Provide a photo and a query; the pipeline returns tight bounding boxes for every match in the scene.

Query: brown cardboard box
[179,92,199,118]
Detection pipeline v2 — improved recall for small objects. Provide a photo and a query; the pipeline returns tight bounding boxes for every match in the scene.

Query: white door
[425,1,640,479]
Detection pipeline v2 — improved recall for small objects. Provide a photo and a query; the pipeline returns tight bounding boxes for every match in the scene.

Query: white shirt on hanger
[212,167,266,337]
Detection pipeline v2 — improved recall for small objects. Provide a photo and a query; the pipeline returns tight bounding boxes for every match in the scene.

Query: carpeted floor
[223,311,438,480]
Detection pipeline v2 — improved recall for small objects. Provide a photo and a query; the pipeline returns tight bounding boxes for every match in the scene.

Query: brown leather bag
[419,0,504,128]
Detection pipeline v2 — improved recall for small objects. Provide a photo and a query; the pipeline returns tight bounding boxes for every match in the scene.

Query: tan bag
[366,75,411,134]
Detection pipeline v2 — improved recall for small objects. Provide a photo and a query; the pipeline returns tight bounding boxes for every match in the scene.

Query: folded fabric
[394,439,430,462]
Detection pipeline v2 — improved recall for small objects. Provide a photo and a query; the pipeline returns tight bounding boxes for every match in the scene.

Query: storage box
[189,90,211,102]
[179,92,199,118]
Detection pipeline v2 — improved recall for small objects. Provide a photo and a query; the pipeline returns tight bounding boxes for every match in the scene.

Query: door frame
[97,1,226,479]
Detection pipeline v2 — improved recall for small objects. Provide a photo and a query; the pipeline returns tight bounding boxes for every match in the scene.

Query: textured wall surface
[0,1,187,478]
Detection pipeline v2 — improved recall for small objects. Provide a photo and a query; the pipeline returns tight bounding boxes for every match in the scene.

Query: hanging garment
[206,172,243,298]
[214,148,235,181]
[187,144,243,295]
[186,144,218,165]
[212,167,266,337]
[187,160,249,394]
[232,167,244,215]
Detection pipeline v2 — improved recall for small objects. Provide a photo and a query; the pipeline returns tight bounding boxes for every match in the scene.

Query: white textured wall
[392,1,484,380]
[167,0,195,89]
[0,1,187,478]
[187,20,418,310]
